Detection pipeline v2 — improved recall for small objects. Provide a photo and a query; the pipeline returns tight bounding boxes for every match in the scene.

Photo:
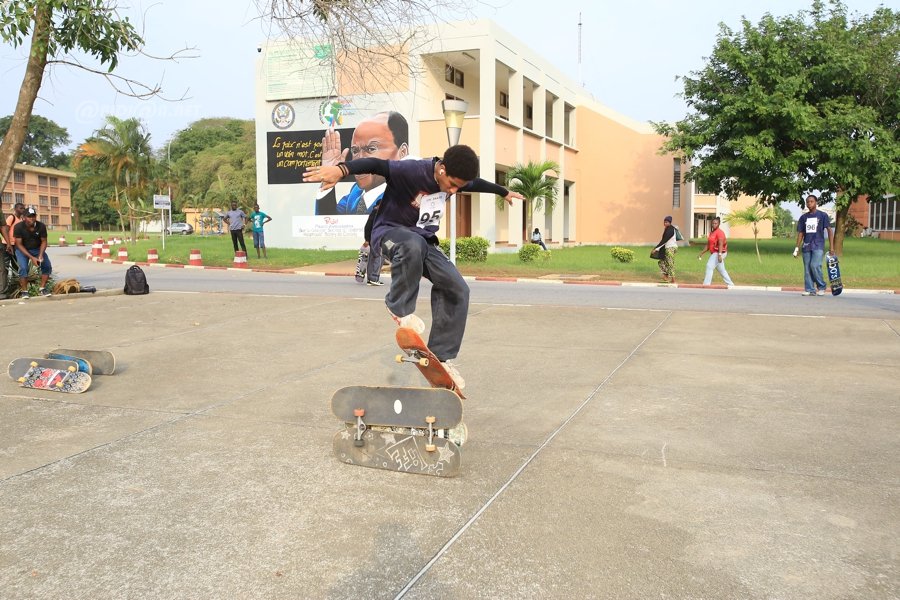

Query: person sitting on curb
[531,228,548,250]
[13,207,52,298]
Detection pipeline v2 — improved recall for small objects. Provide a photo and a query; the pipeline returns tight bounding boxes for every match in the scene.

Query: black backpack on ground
[124,265,149,295]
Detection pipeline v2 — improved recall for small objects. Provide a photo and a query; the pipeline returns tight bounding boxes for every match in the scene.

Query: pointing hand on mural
[321,124,348,167]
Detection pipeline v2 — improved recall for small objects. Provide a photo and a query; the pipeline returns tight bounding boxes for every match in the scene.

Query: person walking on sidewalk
[249,204,272,258]
[793,194,834,296]
[223,201,248,255]
[304,143,524,389]
[653,216,679,283]
[697,217,734,286]
[13,207,52,297]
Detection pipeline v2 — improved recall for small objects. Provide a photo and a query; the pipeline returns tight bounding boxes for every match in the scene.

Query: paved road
[0,247,897,599]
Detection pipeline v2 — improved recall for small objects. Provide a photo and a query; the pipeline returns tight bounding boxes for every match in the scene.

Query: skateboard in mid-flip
[395,327,465,399]
[47,348,116,375]
[354,244,369,283]
[8,357,87,380]
[826,253,843,296]
[17,362,92,393]
[331,385,463,477]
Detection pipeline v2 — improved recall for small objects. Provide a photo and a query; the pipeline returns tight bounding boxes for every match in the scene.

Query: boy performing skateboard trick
[305,141,523,391]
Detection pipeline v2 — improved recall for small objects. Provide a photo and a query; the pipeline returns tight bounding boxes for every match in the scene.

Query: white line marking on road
[748,313,826,319]
[394,311,674,599]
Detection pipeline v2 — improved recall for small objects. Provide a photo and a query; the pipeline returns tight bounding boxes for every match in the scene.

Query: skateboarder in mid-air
[305,141,524,390]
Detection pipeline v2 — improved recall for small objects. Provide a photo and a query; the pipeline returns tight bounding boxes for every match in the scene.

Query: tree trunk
[0,2,52,194]
[833,205,848,256]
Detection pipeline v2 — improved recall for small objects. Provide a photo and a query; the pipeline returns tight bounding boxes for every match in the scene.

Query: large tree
[653,1,899,255]
[0,114,70,168]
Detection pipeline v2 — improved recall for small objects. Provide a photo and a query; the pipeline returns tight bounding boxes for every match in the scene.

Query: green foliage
[518,243,551,263]
[772,204,795,238]
[654,2,900,209]
[166,119,256,211]
[841,211,862,237]
[502,160,560,239]
[0,114,70,168]
[723,204,775,262]
[438,236,490,262]
[610,246,635,263]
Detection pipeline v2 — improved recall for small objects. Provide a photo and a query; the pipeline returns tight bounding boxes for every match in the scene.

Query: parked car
[166,222,194,235]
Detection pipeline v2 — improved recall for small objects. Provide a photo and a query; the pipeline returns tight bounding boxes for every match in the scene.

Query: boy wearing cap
[13,207,52,298]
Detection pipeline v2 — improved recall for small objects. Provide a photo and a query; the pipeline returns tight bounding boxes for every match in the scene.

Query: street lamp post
[442,99,468,264]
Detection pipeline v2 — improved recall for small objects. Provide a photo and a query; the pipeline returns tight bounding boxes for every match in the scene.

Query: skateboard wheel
[354,439,365,447]
[17,377,24,383]
[30,361,38,367]
[353,409,365,417]
[55,382,64,388]
[425,416,436,424]
[395,354,403,363]
[419,358,429,367]
[67,366,76,372]
[425,444,436,452]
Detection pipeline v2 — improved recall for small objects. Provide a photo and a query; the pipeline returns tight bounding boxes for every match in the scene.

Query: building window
[39,195,49,206]
[445,64,464,88]
[13,171,24,183]
[50,196,59,207]
[38,175,48,185]
[1,192,10,204]
[499,91,509,108]
[870,197,898,231]
[494,170,508,186]
[15,193,25,203]
[672,159,682,208]
[49,176,58,187]
[525,104,533,120]
[51,215,59,226]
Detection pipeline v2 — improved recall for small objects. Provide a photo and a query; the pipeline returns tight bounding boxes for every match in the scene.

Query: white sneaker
[816,290,825,296]
[388,308,425,334]
[441,361,466,390]
[445,422,468,446]
[367,280,384,286]
[801,291,813,296]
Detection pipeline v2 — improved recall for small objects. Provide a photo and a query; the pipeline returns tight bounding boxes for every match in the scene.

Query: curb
[81,254,899,295]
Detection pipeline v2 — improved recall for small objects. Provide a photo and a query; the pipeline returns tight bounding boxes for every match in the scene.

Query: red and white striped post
[76,237,85,246]
[100,243,111,260]
[147,249,159,264]
[117,246,128,261]
[189,249,203,266]
[91,238,103,257]
[232,251,248,269]
[58,235,67,247]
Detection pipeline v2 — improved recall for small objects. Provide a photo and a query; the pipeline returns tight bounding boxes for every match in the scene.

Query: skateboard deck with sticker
[17,363,91,393]
[826,253,843,296]
[355,244,368,283]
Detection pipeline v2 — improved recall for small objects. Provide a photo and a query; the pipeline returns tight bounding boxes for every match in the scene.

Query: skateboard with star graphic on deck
[331,385,463,477]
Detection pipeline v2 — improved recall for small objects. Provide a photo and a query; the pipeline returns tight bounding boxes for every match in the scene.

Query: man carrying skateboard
[793,194,834,296]
[305,142,524,389]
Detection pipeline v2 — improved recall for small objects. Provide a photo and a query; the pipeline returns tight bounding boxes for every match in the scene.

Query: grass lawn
[48,231,900,290]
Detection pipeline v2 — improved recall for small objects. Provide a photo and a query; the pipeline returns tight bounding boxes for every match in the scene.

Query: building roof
[12,163,76,178]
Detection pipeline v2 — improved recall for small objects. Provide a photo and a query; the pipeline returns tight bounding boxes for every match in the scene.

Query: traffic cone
[147,249,159,264]
[232,251,248,268]
[189,249,203,266]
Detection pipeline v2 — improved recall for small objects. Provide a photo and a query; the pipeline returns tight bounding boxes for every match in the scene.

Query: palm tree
[502,160,560,242]
[73,116,153,243]
[722,203,775,263]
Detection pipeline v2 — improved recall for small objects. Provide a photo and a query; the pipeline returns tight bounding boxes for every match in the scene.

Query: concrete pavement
[0,268,898,598]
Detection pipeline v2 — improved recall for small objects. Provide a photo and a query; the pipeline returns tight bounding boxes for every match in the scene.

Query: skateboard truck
[395,353,429,367]
[353,408,366,447]
[425,416,436,452]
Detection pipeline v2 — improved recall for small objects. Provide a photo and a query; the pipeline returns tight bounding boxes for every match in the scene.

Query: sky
[0,0,889,156]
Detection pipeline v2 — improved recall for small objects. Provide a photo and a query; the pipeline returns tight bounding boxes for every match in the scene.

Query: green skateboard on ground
[47,348,116,375]
[331,386,463,477]
[17,362,92,393]
[8,357,86,379]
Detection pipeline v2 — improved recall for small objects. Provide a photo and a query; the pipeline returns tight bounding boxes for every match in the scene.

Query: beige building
[254,20,689,250]
[2,164,76,231]
[693,188,773,240]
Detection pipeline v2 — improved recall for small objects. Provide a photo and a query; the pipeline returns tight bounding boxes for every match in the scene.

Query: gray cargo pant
[380,227,469,361]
